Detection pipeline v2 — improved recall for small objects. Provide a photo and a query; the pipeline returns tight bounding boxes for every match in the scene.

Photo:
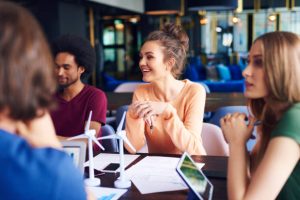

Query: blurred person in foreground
[0,2,94,200]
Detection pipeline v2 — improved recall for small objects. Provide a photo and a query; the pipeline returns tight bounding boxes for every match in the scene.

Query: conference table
[94,154,228,200]
[106,92,246,112]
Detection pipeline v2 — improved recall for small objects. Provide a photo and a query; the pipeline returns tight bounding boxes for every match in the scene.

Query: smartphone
[102,163,120,172]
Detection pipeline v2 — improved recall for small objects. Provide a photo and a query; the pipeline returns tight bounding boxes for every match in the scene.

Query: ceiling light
[199,16,208,25]
[268,13,276,22]
[232,16,240,24]
[198,10,207,25]
[216,27,222,33]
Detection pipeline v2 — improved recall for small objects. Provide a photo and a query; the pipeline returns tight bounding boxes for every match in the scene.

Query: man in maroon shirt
[50,35,107,140]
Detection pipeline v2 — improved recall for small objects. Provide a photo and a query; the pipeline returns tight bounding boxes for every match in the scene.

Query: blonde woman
[125,23,206,155]
[221,32,300,200]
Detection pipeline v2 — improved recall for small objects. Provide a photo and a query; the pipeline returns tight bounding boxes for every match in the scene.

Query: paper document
[87,186,127,200]
[84,153,140,171]
[125,156,205,194]
[196,162,205,169]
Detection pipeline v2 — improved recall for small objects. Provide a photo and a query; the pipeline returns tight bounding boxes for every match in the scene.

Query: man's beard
[57,78,78,91]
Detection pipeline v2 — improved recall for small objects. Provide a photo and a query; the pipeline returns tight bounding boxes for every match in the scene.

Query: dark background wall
[27,0,86,42]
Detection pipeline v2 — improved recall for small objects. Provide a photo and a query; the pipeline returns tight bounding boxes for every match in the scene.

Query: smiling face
[242,40,269,99]
[54,52,85,88]
[139,41,172,82]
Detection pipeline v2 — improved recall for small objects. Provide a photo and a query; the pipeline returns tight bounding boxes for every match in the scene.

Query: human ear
[78,66,85,74]
[166,57,176,71]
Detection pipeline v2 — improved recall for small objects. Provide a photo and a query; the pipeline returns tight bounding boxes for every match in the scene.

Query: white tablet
[176,152,214,200]
[61,141,86,173]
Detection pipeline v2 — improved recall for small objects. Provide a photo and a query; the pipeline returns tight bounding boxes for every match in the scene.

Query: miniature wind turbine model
[98,111,136,188]
[68,110,105,187]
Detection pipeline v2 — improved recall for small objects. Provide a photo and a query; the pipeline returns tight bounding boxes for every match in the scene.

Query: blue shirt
[0,129,86,200]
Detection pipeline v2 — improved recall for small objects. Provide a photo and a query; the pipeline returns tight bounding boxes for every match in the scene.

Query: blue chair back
[101,124,119,152]
[116,105,129,130]
[197,82,211,121]
[209,106,249,126]
[208,106,256,151]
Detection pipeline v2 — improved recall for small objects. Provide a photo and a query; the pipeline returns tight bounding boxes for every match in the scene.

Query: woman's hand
[220,112,255,145]
[128,101,168,125]
[16,111,61,149]
[129,101,168,118]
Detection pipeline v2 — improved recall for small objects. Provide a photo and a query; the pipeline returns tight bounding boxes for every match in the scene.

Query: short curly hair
[52,34,96,79]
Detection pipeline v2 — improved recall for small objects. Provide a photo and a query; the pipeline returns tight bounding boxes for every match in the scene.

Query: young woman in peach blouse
[125,23,206,155]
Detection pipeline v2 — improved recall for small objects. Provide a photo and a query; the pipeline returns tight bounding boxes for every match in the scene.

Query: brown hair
[145,23,189,79]
[0,2,56,121]
[249,31,300,167]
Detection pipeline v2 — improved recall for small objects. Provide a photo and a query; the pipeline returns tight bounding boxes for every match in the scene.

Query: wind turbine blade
[84,110,93,132]
[67,134,87,140]
[121,132,136,152]
[91,136,105,151]
[117,111,126,133]
[97,135,117,140]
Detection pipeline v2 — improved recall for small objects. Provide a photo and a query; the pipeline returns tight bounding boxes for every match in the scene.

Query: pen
[244,116,261,126]
[150,124,153,134]
[245,120,262,126]
[253,120,262,126]
[149,115,154,134]
[246,120,261,139]
[95,172,105,177]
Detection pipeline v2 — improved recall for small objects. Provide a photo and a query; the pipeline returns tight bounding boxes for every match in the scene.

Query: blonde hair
[249,31,300,167]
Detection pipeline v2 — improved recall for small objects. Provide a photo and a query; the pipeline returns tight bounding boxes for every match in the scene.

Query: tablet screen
[176,152,213,200]
[63,146,81,167]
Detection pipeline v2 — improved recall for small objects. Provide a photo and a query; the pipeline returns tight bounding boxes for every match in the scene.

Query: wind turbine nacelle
[118,130,126,137]
[86,129,96,136]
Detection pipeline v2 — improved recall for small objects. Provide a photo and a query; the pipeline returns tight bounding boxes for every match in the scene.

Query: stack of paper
[125,156,204,194]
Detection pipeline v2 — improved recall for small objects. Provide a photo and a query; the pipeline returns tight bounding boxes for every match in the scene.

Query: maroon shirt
[51,85,107,137]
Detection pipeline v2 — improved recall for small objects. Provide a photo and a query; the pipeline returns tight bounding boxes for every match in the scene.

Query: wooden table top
[92,154,228,200]
[106,92,246,112]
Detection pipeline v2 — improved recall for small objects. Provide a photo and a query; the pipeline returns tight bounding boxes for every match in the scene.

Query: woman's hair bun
[162,23,189,52]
